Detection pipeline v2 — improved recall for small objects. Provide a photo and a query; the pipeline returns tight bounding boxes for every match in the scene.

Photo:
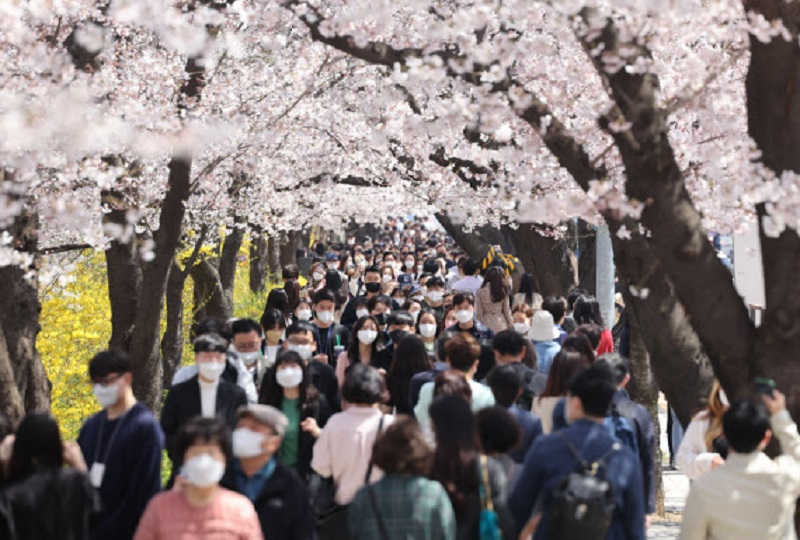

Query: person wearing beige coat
[679,391,800,540]
[475,267,514,334]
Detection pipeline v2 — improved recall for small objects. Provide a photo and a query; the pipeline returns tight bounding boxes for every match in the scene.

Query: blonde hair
[703,380,728,451]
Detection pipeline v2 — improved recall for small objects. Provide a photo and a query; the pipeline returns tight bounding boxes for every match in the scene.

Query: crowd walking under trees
[4,0,800,539]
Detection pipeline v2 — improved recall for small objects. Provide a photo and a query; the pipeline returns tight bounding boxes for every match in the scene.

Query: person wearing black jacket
[596,353,657,520]
[221,404,315,540]
[311,289,350,368]
[340,265,400,329]
[487,330,547,410]
[160,334,248,483]
[259,351,332,481]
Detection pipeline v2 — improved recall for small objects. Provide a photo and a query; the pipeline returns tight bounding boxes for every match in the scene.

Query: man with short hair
[490,330,548,409]
[161,334,248,484]
[414,333,495,431]
[258,321,340,412]
[341,265,397,328]
[679,392,800,540]
[77,351,164,540]
[487,364,543,464]
[450,258,483,298]
[421,276,447,322]
[595,353,656,522]
[311,288,350,367]
[510,365,645,540]
[561,288,587,334]
[446,292,495,380]
[230,318,267,388]
[221,405,314,540]
[172,317,258,403]
[408,331,457,410]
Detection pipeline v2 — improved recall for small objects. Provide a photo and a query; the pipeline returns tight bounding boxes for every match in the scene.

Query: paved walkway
[648,401,690,539]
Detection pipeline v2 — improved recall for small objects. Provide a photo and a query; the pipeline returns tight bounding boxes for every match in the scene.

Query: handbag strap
[364,414,386,484]
[478,454,494,512]
[367,485,391,540]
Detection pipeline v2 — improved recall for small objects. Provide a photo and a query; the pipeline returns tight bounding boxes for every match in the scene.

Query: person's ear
[124,373,133,386]
[622,373,631,387]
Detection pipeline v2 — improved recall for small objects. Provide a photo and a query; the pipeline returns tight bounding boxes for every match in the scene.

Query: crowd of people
[0,216,798,540]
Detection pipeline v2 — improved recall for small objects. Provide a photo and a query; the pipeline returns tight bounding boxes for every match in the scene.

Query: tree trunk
[102,189,142,350]
[575,220,597,295]
[128,156,192,410]
[266,234,280,278]
[0,193,50,418]
[250,226,268,293]
[503,224,578,297]
[161,260,186,388]
[625,302,665,516]
[436,213,492,261]
[279,231,301,267]
[190,259,231,323]
[218,219,245,306]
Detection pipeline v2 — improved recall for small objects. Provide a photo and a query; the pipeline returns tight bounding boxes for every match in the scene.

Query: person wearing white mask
[259,321,341,414]
[416,309,439,353]
[445,292,496,382]
[335,315,391,388]
[134,417,263,540]
[260,309,286,375]
[220,404,316,540]
[294,299,313,322]
[231,318,267,389]
[160,334,248,487]
[421,276,447,321]
[311,289,351,367]
[76,350,164,539]
[258,351,332,483]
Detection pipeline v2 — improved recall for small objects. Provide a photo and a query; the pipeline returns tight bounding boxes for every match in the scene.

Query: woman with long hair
[532,349,592,434]
[573,295,614,355]
[259,308,286,370]
[284,277,301,317]
[429,395,515,540]
[475,266,513,334]
[512,272,542,311]
[264,288,292,326]
[386,334,432,415]
[0,414,98,539]
[676,380,730,480]
[335,315,391,386]
[415,308,440,354]
[259,350,331,480]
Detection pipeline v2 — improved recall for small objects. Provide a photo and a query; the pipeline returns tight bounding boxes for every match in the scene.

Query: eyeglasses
[90,372,124,386]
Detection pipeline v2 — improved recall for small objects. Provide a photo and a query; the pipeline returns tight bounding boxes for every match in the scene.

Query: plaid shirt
[348,474,456,540]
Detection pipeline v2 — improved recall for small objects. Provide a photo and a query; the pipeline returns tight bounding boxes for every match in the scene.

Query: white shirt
[676,412,720,480]
[450,276,483,298]
[679,410,800,540]
[198,378,218,418]
[414,379,495,433]
[264,345,280,368]
[312,407,395,505]
[172,356,258,404]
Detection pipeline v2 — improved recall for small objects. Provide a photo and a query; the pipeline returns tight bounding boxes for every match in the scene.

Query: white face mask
[182,453,225,487]
[420,286,427,296]
[316,310,334,325]
[327,262,338,270]
[358,329,378,345]
[232,428,267,459]
[419,324,437,338]
[93,382,121,408]
[237,351,261,367]
[405,260,415,269]
[356,309,370,319]
[410,311,420,324]
[513,322,531,335]
[313,272,325,282]
[296,309,312,321]
[455,310,474,324]
[276,366,304,388]
[382,274,392,283]
[426,291,443,303]
[286,344,313,361]
[198,361,225,382]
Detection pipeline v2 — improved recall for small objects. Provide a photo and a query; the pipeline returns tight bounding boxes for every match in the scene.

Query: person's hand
[762,390,786,415]
[377,368,387,377]
[518,514,541,540]
[0,434,15,464]
[300,418,321,438]
[645,515,652,529]
[62,441,88,472]
[710,455,725,469]
[314,353,328,365]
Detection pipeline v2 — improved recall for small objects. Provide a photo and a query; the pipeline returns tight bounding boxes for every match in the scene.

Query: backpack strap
[557,432,620,476]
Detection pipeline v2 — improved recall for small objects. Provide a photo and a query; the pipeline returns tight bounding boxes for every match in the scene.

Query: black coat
[259,361,341,413]
[221,461,316,540]
[295,395,332,480]
[0,468,100,540]
[313,323,350,367]
[160,376,248,463]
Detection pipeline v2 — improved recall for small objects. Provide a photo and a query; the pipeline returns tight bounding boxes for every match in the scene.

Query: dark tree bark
[503,224,578,297]
[279,231,301,267]
[435,213,492,261]
[101,189,141,350]
[249,225,268,293]
[190,259,231,323]
[218,220,245,305]
[266,234,280,279]
[161,260,186,388]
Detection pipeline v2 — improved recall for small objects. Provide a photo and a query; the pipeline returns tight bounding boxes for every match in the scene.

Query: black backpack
[547,433,620,540]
